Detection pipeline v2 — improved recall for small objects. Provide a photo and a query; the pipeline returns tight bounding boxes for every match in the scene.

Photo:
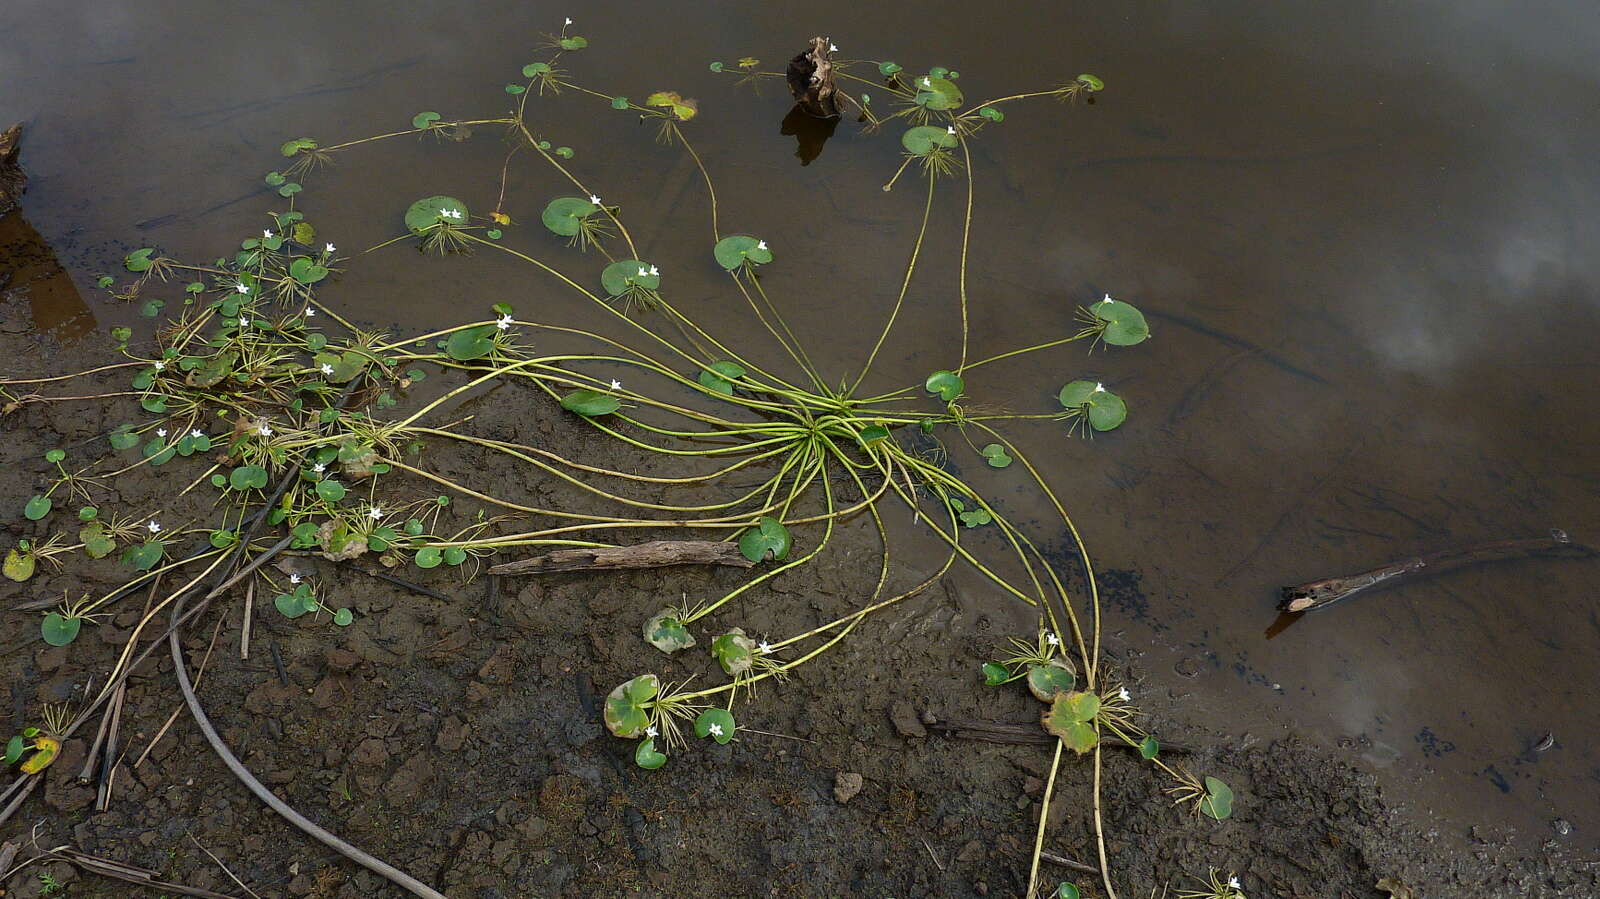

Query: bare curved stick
[1280,529,1594,612]
[168,602,447,899]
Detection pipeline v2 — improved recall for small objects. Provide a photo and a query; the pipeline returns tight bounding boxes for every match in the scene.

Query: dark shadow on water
[780,104,838,166]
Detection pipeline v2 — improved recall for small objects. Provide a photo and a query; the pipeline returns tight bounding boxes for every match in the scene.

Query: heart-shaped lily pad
[634,737,667,769]
[1089,296,1150,346]
[925,369,964,401]
[124,248,155,272]
[445,325,498,362]
[1057,380,1128,431]
[1042,690,1100,754]
[980,443,1013,468]
[698,360,747,395]
[912,75,964,110]
[41,612,81,647]
[280,137,318,157]
[858,424,891,447]
[412,111,441,129]
[643,608,696,653]
[229,465,270,491]
[738,516,791,562]
[413,546,442,568]
[541,196,599,237]
[711,628,757,675]
[713,235,772,270]
[1026,661,1076,701]
[604,674,659,738]
[274,584,318,619]
[694,708,735,744]
[404,195,469,234]
[561,389,621,416]
[902,125,958,156]
[1139,735,1160,759]
[601,259,661,296]
[289,257,329,285]
[121,539,164,572]
[982,662,1012,685]
[1200,776,1234,819]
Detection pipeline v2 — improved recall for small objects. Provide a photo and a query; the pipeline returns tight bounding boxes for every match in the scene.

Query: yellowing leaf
[3,548,34,582]
[490,211,512,225]
[646,91,680,107]
[20,736,59,773]
[737,57,759,68]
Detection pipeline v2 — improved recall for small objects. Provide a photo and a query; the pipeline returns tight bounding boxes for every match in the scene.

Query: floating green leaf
[694,708,735,744]
[412,111,441,129]
[708,61,724,72]
[558,36,588,51]
[561,389,621,416]
[601,259,661,296]
[1200,776,1234,820]
[522,62,551,77]
[978,106,1005,122]
[980,443,1013,468]
[912,75,964,110]
[858,424,890,446]
[229,465,269,491]
[445,324,499,361]
[1076,74,1104,92]
[277,182,302,198]
[541,196,598,237]
[738,516,791,562]
[643,608,696,653]
[878,61,903,76]
[41,613,80,647]
[698,360,747,395]
[289,257,329,285]
[604,674,659,738]
[1088,296,1150,346]
[611,96,629,110]
[23,495,51,521]
[634,737,667,769]
[505,83,526,95]
[405,195,469,234]
[713,235,772,270]
[924,370,964,402]
[124,248,155,272]
[280,137,318,157]
[901,125,958,156]
[1057,380,1127,431]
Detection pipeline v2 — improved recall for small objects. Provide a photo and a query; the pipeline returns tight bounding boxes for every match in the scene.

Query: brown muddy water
[4,0,1599,870]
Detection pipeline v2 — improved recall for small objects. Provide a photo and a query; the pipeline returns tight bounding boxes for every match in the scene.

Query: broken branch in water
[489,540,756,575]
[1279,528,1594,612]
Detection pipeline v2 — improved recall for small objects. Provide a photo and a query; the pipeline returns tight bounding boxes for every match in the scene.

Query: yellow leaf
[672,98,699,122]
[490,211,511,225]
[738,57,759,68]
[20,736,59,774]
[3,548,34,582]
[646,91,680,108]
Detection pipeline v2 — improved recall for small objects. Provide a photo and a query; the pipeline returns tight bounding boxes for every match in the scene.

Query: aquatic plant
[1,23,1234,897]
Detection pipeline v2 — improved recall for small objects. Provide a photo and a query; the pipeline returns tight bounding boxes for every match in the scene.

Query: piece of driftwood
[0,123,23,216]
[786,37,840,118]
[489,540,756,575]
[1279,529,1594,612]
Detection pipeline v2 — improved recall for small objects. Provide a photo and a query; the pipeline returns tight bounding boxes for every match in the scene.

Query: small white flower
[324,242,336,254]
[757,641,773,654]
[257,421,273,437]
[146,520,161,534]
[289,573,302,585]
[1227,876,1241,890]
[304,306,316,317]
[441,207,462,220]
[153,361,167,373]
[608,379,622,391]
[1093,382,1106,393]
[645,724,657,738]
[313,462,326,473]
[319,363,334,375]
[1045,632,1060,647]
[189,429,204,439]
[946,125,957,135]
[1102,293,1115,305]
[1118,687,1131,702]
[235,282,250,294]
[368,506,383,520]
[648,264,659,277]
[921,77,931,87]
[588,194,602,206]
[263,229,273,239]
[564,16,572,25]
[708,722,724,738]
[155,428,168,438]
[238,316,250,329]
[756,239,767,250]
[829,42,838,52]
[637,266,649,277]
[496,313,515,331]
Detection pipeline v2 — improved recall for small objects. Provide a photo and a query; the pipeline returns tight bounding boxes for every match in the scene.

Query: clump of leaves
[1058,380,1127,433]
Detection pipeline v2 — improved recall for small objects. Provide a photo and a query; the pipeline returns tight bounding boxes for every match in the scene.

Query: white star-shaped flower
[608,379,622,391]
[1093,382,1105,393]
[1102,293,1115,304]
[320,363,334,375]
[146,520,162,534]
[708,723,724,738]
[1045,632,1060,647]
[1227,876,1241,890]
[289,573,302,585]
[153,360,166,371]
[648,264,659,277]
[190,429,204,439]
[155,428,168,438]
[756,240,767,250]
[238,316,250,329]
[645,724,657,738]
[922,77,932,87]
[235,283,250,294]
[588,194,602,206]
[829,42,838,52]
[263,229,273,239]
[304,306,316,317]
[1118,687,1131,702]
[441,207,462,220]
[564,16,572,25]
[257,421,273,437]
[757,641,773,654]
[496,313,514,331]
[368,506,383,520]
[313,462,326,473]
[637,266,649,277]
[325,243,336,253]
[946,125,957,135]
